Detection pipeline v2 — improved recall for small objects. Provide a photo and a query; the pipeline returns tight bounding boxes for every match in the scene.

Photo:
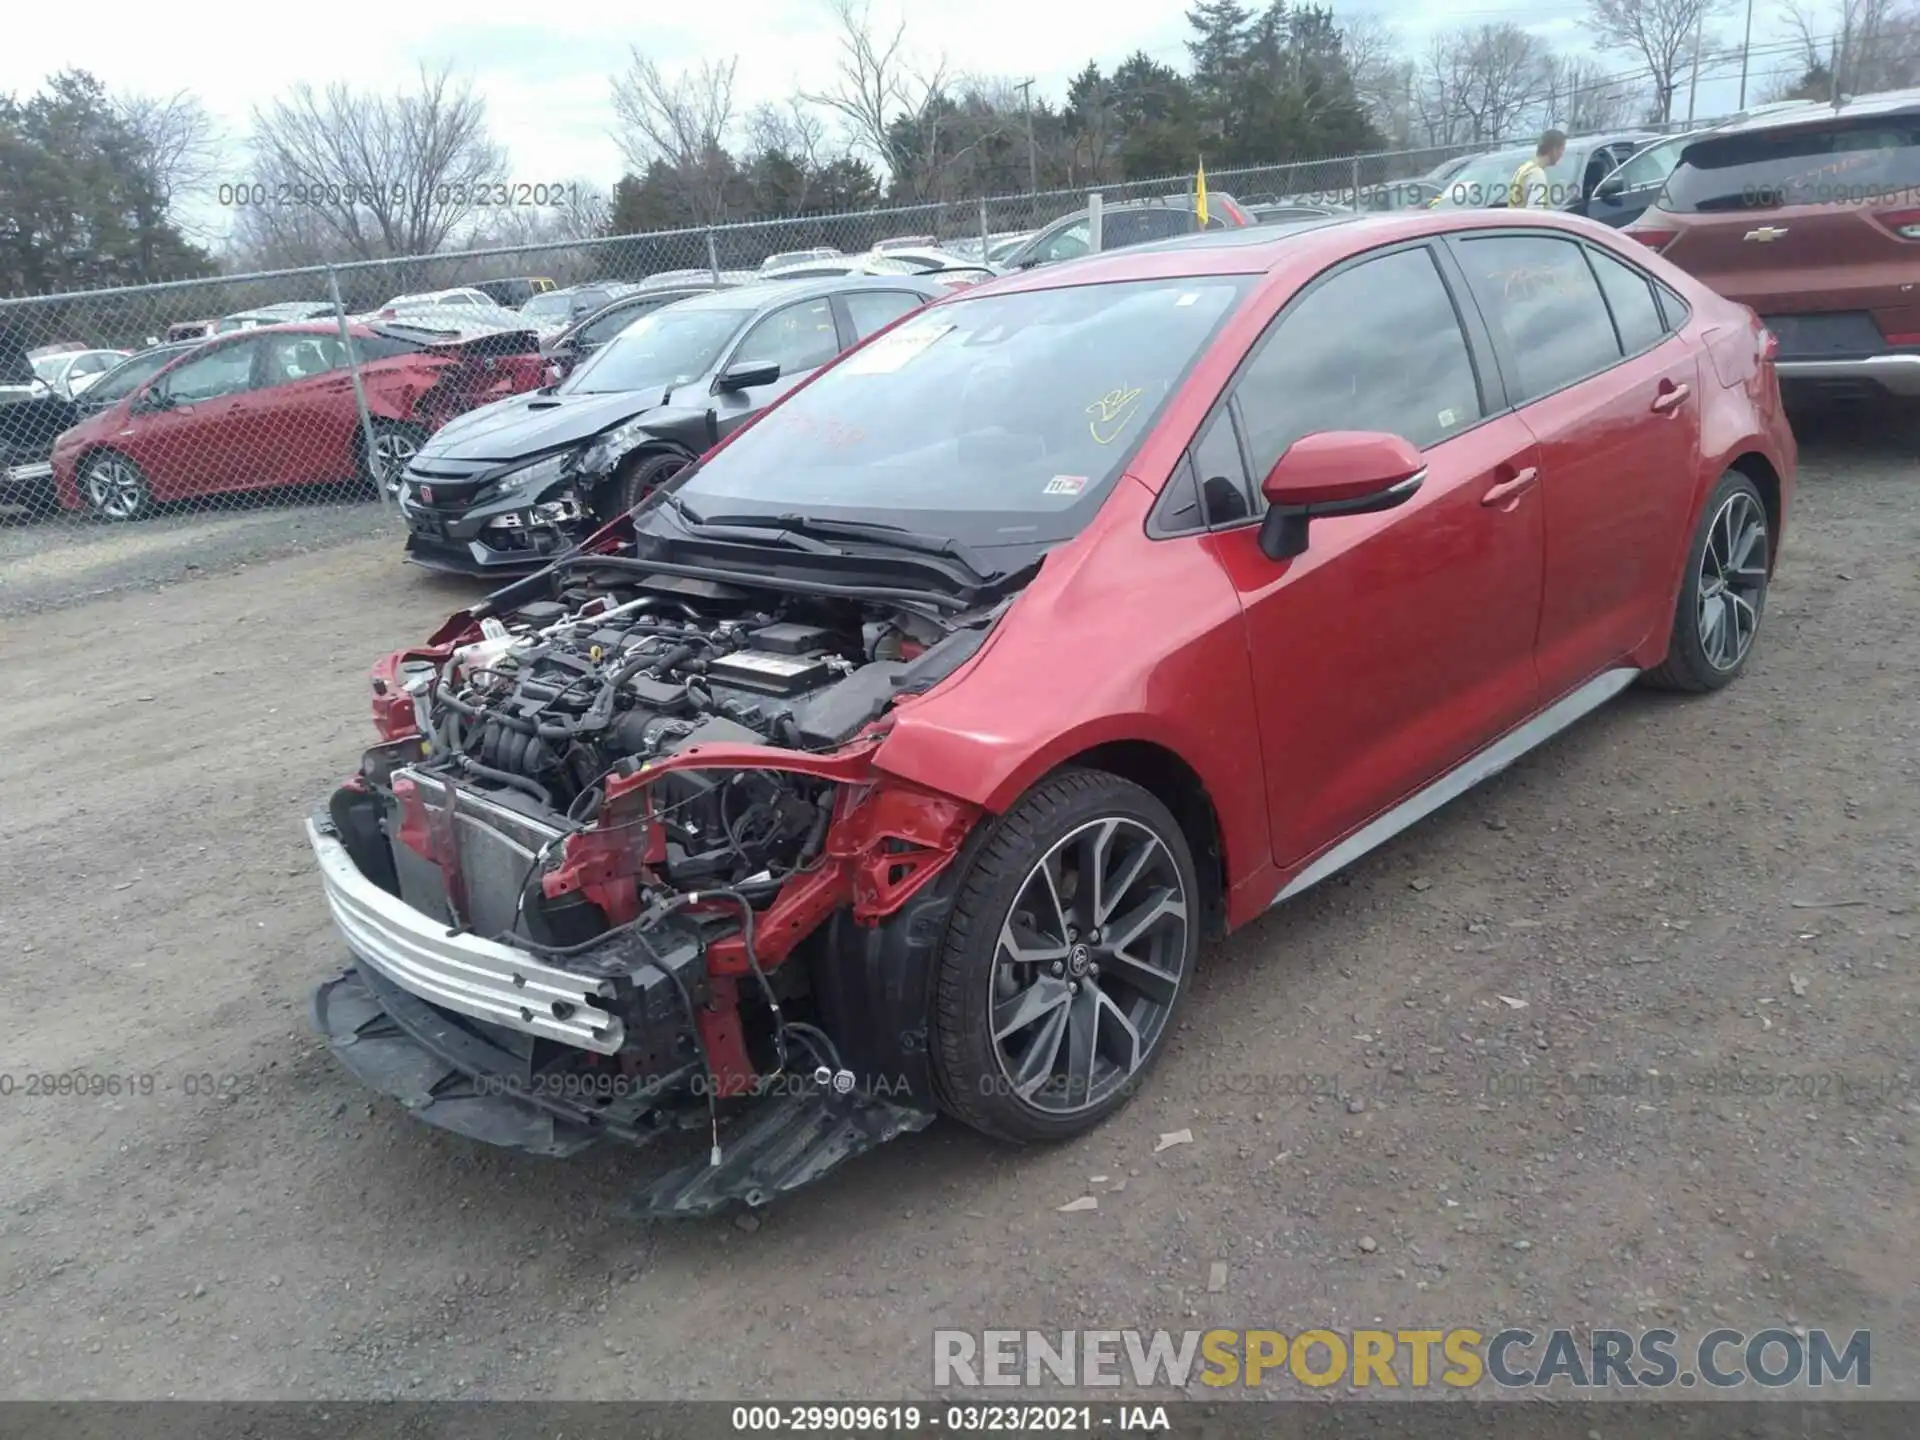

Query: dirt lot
[1,408,1915,1402]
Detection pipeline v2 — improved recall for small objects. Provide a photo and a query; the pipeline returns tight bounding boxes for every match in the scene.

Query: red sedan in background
[305,205,1794,1208]
[51,319,548,520]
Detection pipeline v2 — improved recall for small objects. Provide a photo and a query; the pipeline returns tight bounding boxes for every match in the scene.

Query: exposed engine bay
[312,569,1001,1213]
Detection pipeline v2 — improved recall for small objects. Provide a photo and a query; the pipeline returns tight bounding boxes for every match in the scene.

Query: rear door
[1449,230,1703,698]
[256,331,358,487]
[1643,114,1920,353]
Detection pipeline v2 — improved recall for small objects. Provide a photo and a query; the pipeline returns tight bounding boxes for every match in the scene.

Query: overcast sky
[7,0,1798,239]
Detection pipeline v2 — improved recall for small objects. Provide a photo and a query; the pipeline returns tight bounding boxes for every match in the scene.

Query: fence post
[705,228,721,285]
[1088,191,1104,253]
[327,266,388,509]
[979,197,990,255]
[1351,156,1362,209]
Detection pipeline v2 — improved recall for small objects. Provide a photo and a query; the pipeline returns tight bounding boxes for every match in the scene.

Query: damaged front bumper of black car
[304,809,934,1215]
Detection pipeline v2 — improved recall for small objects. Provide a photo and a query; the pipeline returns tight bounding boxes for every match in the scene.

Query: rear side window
[579,299,657,347]
[1661,119,1920,212]
[841,289,925,340]
[1454,234,1623,400]
[1587,248,1668,354]
[1234,245,1483,476]
[1104,209,1192,249]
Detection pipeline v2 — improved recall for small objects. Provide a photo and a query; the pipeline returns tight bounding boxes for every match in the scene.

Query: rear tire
[599,450,690,522]
[930,769,1199,1144]
[81,452,152,522]
[1642,469,1771,693]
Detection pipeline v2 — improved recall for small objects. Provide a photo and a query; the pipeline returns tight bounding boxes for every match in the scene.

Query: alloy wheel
[85,458,146,520]
[1697,489,1768,671]
[989,817,1189,1115]
[371,431,421,496]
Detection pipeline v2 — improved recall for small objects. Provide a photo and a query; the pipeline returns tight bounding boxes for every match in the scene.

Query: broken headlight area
[313,575,998,1213]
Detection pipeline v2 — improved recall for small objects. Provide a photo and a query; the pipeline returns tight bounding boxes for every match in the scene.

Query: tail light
[1874,206,1920,239]
[1627,228,1678,253]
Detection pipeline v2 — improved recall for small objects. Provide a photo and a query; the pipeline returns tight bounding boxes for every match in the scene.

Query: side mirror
[1594,175,1627,201]
[132,387,170,414]
[1257,430,1426,561]
[714,359,780,393]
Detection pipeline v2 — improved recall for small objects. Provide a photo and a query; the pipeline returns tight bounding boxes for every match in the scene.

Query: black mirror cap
[1256,472,1425,562]
[715,359,781,393]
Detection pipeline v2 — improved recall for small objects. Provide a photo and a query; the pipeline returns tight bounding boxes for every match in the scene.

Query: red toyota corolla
[304,209,1794,1214]
[51,319,547,520]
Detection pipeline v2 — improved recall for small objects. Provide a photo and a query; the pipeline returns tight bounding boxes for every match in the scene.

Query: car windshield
[666,276,1249,559]
[558,306,750,395]
[520,291,575,321]
[89,350,181,402]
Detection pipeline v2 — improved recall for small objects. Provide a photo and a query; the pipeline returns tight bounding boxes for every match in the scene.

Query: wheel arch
[1049,741,1229,942]
[1725,451,1782,569]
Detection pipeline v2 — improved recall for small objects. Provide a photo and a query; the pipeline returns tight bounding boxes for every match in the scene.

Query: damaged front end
[308,560,1000,1213]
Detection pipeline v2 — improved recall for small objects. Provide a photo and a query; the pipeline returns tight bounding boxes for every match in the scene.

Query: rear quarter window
[1662,119,1920,212]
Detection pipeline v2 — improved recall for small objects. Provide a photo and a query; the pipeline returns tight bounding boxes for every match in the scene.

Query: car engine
[385,585,981,897]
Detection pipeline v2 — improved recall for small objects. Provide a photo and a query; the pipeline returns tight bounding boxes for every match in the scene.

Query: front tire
[599,449,690,521]
[359,420,426,498]
[82,452,152,521]
[1642,470,1771,693]
[931,769,1199,1144]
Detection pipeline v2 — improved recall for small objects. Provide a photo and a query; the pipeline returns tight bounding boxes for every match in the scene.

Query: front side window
[559,307,750,395]
[578,298,661,348]
[158,341,257,402]
[1454,234,1623,400]
[669,276,1248,556]
[1029,220,1091,264]
[730,297,840,373]
[1234,246,1483,479]
[1609,137,1686,194]
[92,351,178,403]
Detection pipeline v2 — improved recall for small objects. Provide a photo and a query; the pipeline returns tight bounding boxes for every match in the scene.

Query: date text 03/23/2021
[729,1405,1171,1432]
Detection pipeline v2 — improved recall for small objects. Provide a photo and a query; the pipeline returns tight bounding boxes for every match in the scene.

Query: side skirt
[1270,666,1640,907]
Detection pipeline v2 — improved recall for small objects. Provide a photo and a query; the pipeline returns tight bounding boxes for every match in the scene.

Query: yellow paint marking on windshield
[1087,385,1145,444]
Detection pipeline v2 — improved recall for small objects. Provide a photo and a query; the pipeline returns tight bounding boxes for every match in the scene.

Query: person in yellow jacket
[1509,129,1568,208]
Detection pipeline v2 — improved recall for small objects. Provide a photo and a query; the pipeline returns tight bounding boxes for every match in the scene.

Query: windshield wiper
[653,498,842,554]
[698,512,999,579]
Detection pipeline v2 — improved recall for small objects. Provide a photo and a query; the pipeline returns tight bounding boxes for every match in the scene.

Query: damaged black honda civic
[397,275,948,575]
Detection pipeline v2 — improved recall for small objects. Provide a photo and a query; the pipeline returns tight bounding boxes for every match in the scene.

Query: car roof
[1700,87,1920,135]
[668,274,946,313]
[962,206,1643,292]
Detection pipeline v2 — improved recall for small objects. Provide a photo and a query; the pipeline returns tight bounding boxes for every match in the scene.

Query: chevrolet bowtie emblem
[1743,226,1789,242]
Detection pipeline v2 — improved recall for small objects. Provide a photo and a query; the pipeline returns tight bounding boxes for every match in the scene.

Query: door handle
[1651,383,1691,414]
[1481,466,1539,508]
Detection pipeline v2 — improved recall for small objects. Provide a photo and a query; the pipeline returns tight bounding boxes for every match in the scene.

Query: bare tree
[244,65,504,261]
[1418,24,1551,145]
[743,97,831,211]
[1543,56,1646,131]
[801,0,995,201]
[609,52,740,225]
[1340,14,1414,145]
[114,90,222,243]
[1587,0,1728,121]
[470,181,611,247]
[1781,0,1920,96]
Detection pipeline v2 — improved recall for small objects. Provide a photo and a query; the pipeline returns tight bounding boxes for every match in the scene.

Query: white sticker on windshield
[840,319,955,374]
[1044,475,1088,496]
[1176,293,1201,306]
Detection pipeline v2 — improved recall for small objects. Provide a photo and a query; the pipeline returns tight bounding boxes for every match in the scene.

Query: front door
[1196,243,1547,872]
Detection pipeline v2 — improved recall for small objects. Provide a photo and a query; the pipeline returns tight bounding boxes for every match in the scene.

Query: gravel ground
[0,408,1914,1401]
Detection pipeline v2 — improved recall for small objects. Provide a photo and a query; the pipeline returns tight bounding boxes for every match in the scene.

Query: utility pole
[1685,13,1704,125]
[1737,0,1755,108]
[1016,77,1038,194]
[1832,8,1852,105]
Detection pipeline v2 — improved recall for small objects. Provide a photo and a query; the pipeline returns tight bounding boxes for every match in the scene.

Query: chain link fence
[0,126,1697,551]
